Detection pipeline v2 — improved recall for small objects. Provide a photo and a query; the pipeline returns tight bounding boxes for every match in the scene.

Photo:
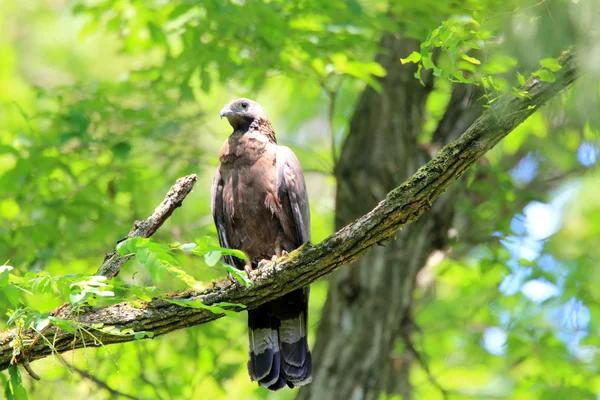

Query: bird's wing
[211,165,244,270]
[276,146,310,245]
[265,145,312,388]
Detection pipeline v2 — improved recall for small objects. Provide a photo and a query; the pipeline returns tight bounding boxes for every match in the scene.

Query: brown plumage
[211,98,312,390]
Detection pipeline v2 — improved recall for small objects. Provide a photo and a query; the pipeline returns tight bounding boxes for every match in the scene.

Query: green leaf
[539,58,562,72]
[116,240,129,256]
[9,384,23,399]
[363,61,386,77]
[134,331,154,340]
[169,4,193,19]
[135,246,149,263]
[414,64,424,86]
[35,317,50,331]
[464,42,481,49]
[49,316,77,332]
[452,70,474,83]
[126,237,138,254]
[192,237,246,260]
[5,380,13,400]
[8,366,27,400]
[69,291,86,304]
[0,199,20,220]
[163,263,202,289]
[220,262,252,287]
[30,274,53,295]
[517,72,526,86]
[180,243,197,251]
[180,82,195,102]
[400,51,421,64]
[461,54,481,65]
[204,251,221,267]
[0,265,12,288]
[111,142,131,160]
[165,298,239,317]
[131,285,153,302]
[0,265,13,273]
[147,22,166,45]
[421,53,435,69]
[533,69,556,82]
[4,285,21,307]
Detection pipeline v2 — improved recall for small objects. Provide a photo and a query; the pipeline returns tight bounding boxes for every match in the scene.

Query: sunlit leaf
[204,251,222,267]
[533,69,556,82]
[539,58,562,72]
[400,51,422,64]
[460,54,481,65]
[165,298,239,317]
[220,262,252,287]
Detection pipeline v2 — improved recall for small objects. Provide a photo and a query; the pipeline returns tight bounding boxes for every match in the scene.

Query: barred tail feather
[248,307,281,387]
[277,288,312,386]
[279,317,312,384]
[248,288,312,390]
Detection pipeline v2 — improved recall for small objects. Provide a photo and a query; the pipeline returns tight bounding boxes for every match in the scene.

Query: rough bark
[0,48,578,374]
[298,35,485,400]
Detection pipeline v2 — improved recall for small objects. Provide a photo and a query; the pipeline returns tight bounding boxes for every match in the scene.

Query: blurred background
[0,0,599,399]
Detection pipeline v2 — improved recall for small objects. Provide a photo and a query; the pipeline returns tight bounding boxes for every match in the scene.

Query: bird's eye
[241,102,248,109]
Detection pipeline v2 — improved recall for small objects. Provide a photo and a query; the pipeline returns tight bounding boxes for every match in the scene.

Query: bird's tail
[247,288,312,390]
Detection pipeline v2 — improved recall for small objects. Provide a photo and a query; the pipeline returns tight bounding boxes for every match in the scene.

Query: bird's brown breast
[218,131,283,263]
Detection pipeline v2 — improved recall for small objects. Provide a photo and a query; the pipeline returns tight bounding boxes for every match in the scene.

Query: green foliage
[399,2,579,108]
[5,366,28,400]
[71,0,389,95]
[117,236,250,288]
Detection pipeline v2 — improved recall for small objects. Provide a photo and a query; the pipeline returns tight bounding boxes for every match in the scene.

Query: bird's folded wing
[276,146,311,244]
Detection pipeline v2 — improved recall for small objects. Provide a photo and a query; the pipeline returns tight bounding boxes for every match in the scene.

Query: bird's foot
[257,250,289,274]
[244,263,254,278]
[257,255,278,273]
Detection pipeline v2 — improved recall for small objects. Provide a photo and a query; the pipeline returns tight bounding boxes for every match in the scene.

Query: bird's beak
[220,105,233,119]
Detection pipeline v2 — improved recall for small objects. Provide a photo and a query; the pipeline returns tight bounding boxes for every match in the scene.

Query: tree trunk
[299,34,483,400]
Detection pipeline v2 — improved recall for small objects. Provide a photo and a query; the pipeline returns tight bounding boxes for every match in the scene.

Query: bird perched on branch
[211,98,312,390]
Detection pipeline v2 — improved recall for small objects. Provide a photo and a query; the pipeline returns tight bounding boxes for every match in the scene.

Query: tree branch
[95,173,197,279]
[0,49,579,372]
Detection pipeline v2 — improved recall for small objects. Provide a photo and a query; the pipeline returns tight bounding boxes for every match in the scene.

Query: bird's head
[220,98,270,131]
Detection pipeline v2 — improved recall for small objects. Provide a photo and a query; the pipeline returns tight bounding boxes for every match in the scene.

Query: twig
[59,354,141,400]
[21,174,198,376]
[94,173,198,279]
[22,358,40,381]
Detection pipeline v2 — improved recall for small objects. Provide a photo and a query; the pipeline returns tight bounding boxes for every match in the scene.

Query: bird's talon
[270,255,279,271]
[256,259,268,272]
[228,273,241,289]
[244,264,254,278]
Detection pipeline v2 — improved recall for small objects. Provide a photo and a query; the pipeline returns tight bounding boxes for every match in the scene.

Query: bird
[211,98,312,390]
